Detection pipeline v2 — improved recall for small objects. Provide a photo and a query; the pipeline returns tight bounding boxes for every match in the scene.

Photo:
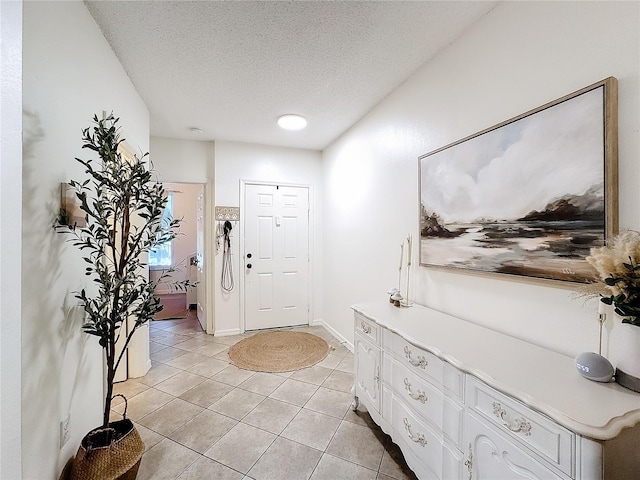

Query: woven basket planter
[70,416,144,480]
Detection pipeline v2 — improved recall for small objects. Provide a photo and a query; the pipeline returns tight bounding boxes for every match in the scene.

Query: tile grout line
[132,319,410,480]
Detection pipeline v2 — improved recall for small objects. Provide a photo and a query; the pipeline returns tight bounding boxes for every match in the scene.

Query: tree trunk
[103,329,116,428]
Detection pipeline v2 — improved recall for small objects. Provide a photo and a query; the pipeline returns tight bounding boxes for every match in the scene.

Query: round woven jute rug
[228,331,331,373]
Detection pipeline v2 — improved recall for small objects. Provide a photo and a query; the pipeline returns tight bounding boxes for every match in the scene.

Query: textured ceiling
[86,1,498,150]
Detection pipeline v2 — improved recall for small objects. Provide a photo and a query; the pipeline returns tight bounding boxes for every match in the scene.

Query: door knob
[247,263,252,269]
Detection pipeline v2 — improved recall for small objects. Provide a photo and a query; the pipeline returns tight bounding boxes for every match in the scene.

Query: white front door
[244,184,310,331]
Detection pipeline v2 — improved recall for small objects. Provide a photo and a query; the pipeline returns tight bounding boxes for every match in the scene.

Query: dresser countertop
[353,302,640,440]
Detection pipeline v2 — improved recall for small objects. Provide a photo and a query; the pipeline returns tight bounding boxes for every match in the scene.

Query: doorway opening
[150,182,207,331]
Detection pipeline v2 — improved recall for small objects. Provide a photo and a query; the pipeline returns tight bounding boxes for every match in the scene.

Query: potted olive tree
[57,113,190,479]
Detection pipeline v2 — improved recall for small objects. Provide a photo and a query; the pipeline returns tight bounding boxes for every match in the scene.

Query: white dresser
[352,303,640,480]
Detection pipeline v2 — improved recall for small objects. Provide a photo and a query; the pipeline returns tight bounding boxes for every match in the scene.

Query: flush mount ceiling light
[277,114,307,131]
[189,127,203,134]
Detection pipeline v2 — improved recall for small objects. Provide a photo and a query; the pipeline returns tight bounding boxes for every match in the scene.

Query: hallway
[112,314,417,479]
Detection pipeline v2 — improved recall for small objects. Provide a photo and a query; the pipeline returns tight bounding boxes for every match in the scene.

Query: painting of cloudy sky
[420,85,607,282]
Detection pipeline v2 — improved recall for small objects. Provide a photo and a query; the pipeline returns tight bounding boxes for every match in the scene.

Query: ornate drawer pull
[360,321,371,334]
[403,378,427,403]
[492,402,532,436]
[464,443,473,480]
[404,345,428,368]
[403,418,427,447]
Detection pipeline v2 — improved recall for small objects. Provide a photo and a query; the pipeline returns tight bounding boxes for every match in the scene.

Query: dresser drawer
[466,376,575,477]
[392,360,464,449]
[391,397,462,480]
[392,397,442,479]
[354,313,379,344]
[390,332,443,385]
[392,361,444,428]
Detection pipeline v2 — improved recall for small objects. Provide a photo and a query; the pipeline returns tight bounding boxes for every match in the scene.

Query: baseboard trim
[214,328,242,337]
[213,320,353,351]
[315,318,354,353]
[128,358,152,380]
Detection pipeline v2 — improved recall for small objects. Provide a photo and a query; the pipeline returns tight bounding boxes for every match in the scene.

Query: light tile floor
[113,312,418,480]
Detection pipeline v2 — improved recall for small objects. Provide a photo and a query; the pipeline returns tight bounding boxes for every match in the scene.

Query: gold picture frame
[419,77,618,283]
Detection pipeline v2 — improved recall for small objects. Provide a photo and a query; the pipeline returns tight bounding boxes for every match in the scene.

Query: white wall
[214,141,323,335]
[322,1,640,356]
[22,2,149,478]
[0,2,23,478]
[150,136,214,183]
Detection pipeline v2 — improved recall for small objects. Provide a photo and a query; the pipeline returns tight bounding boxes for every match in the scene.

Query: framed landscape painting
[419,77,618,283]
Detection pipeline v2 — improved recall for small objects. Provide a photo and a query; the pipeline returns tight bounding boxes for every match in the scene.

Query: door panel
[355,334,381,412]
[258,217,273,258]
[245,184,309,330]
[258,273,273,311]
[196,189,206,330]
[466,413,560,479]
[283,217,298,256]
[283,271,299,308]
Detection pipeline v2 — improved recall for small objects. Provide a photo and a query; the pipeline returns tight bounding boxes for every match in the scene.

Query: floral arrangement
[587,230,640,327]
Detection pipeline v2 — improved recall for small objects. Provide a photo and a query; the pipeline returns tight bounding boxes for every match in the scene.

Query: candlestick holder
[574,305,613,383]
[597,311,606,356]
[401,234,413,307]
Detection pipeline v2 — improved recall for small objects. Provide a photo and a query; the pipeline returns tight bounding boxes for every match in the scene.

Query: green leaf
[600,296,614,305]
[605,277,621,286]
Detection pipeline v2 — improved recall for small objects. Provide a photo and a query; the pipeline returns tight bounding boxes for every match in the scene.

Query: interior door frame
[147,179,214,334]
[239,180,313,333]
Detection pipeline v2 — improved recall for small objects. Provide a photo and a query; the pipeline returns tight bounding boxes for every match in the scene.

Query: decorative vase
[611,321,640,393]
[70,418,144,480]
